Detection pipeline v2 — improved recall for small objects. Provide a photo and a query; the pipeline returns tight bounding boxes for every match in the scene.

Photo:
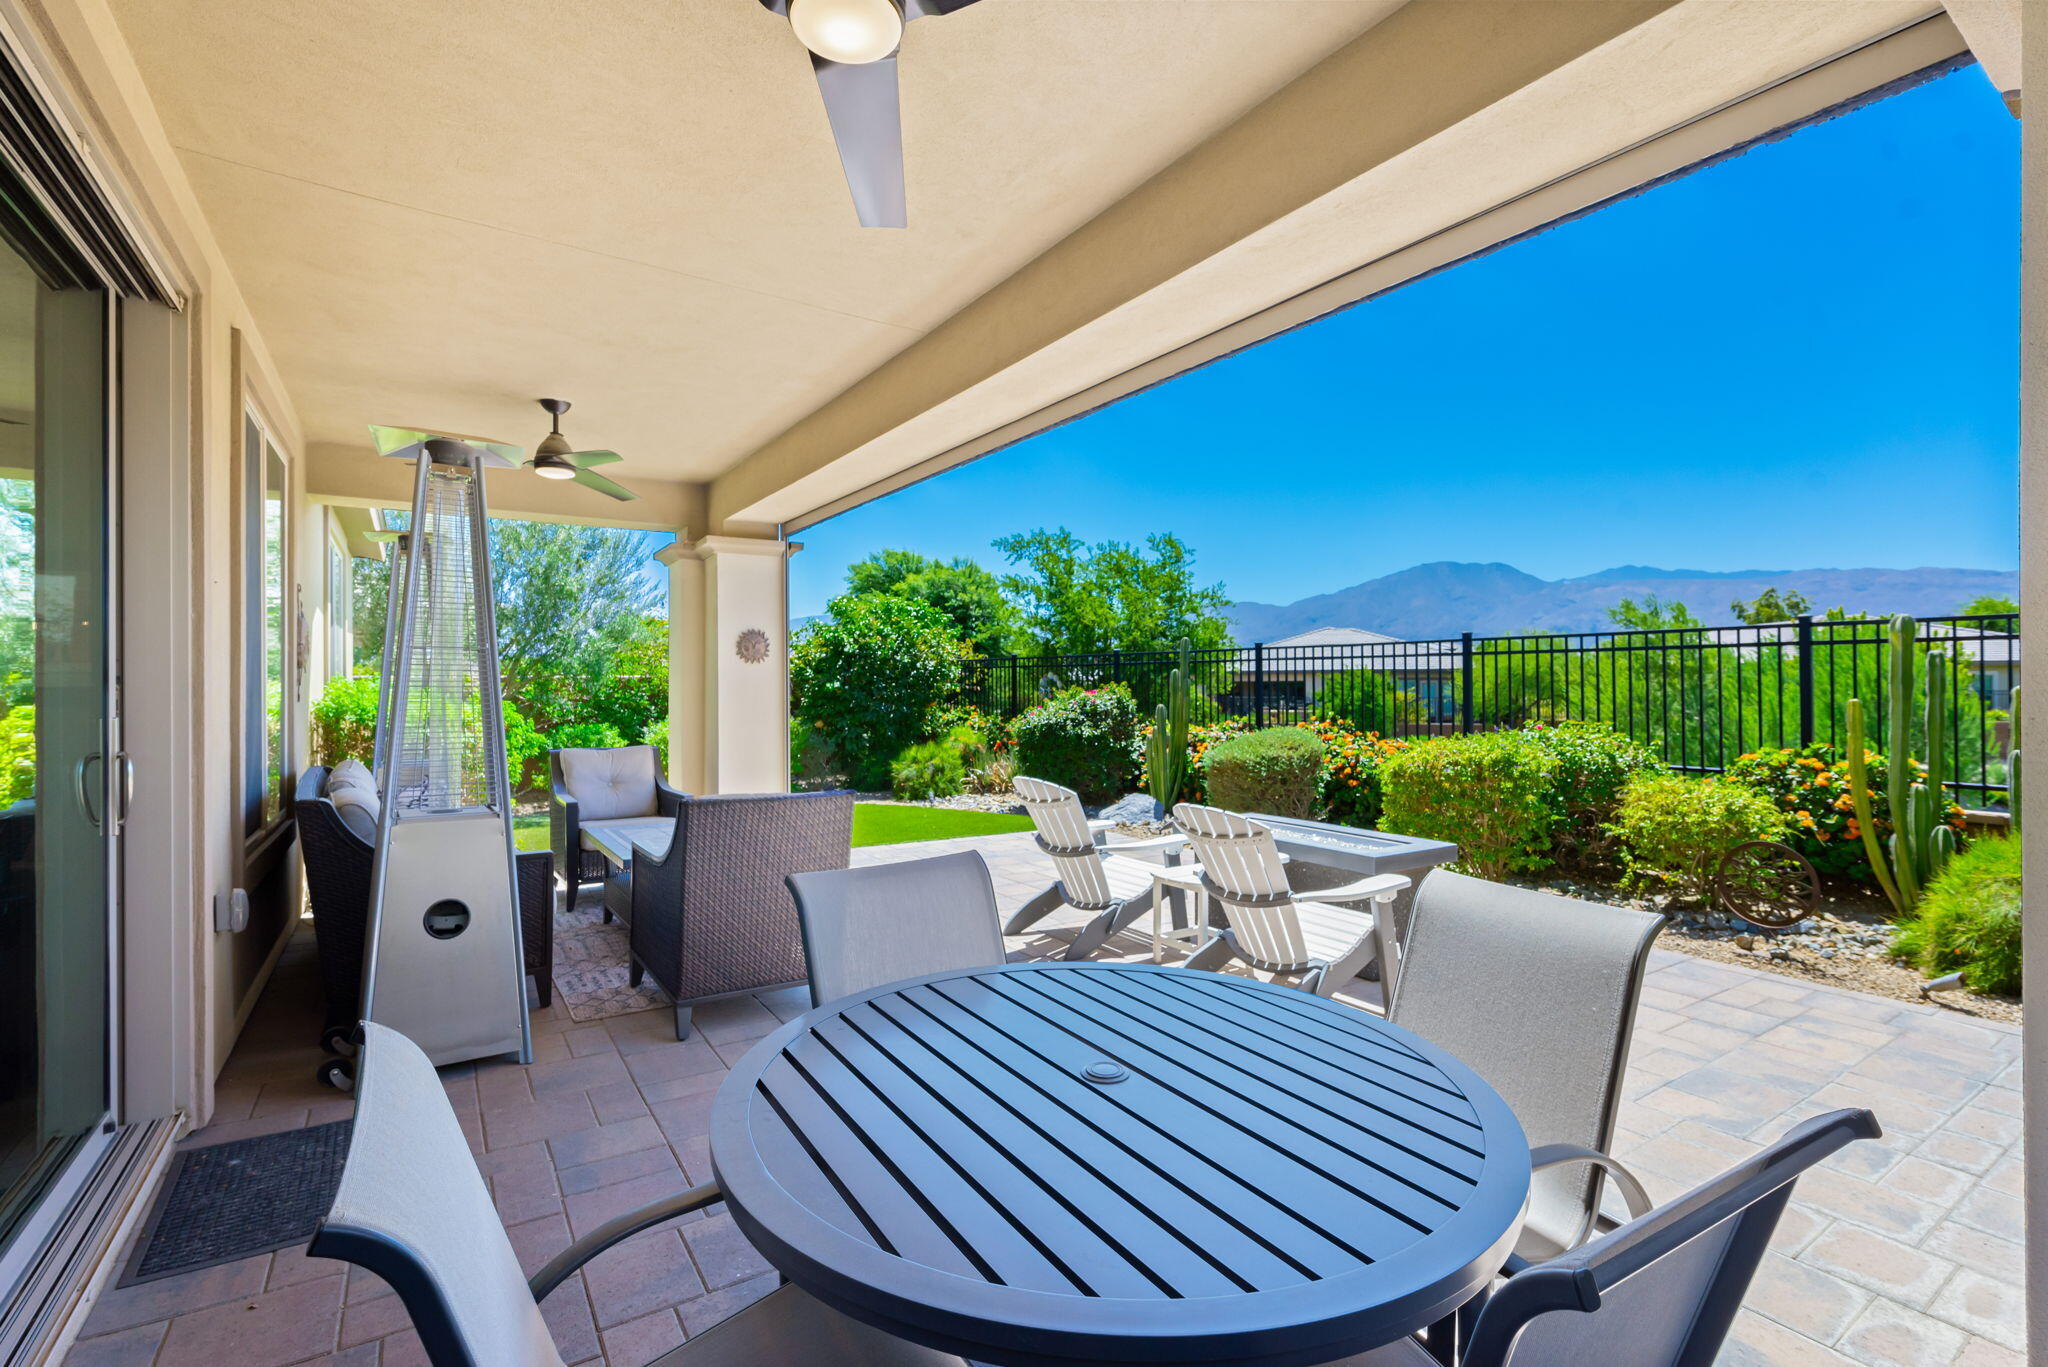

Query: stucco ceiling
[107,0,1401,487]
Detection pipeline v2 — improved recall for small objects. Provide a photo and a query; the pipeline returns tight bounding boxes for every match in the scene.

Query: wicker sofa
[627,790,855,1040]
[548,745,688,909]
[296,766,555,1050]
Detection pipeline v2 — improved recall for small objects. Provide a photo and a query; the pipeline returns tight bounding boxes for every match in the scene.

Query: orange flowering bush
[1724,743,1965,884]
[1142,715,1403,827]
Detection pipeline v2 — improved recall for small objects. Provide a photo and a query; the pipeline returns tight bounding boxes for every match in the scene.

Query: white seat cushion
[330,785,381,842]
[559,745,659,821]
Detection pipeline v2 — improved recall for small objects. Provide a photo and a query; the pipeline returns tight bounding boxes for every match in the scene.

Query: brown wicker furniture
[549,745,687,915]
[627,790,854,1040]
[297,767,555,1049]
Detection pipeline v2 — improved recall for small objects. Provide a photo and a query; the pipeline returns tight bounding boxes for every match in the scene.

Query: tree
[1606,594,1704,631]
[1960,594,2018,629]
[845,549,1013,652]
[488,519,663,696]
[1729,587,1811,624]
[789,592,965,788]
[351,551,388,672]
[994,528,1233,655]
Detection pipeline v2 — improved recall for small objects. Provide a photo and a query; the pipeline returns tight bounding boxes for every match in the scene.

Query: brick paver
[65,832,2026,1366]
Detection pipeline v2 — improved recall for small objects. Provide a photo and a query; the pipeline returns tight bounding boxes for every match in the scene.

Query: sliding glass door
[0,227,112,1260]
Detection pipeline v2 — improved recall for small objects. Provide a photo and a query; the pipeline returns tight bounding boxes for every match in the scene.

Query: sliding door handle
[73,752,103,831]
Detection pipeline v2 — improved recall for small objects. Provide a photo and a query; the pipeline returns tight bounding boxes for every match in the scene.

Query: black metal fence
[957,614,2020,805]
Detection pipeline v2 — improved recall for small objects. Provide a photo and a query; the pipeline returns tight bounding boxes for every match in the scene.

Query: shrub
[644,717,671,772]
[1724,744,1966,884]
[1612,773,1786,904]
[546,720,626,752]
[1292,718,1407,828]
[1204,727,1324,818]
[1519,722,1664,868]
[1009,685,1142,803]
[789,592,965,790]
[1891,835,2021,996]
[1316,669,1418,735]
[891,738,968,800]
[0,706,32,803]
[1178,719,1252,804]
[1380,732,1558,879]
[312,675,380,767]
[500,702,547,791]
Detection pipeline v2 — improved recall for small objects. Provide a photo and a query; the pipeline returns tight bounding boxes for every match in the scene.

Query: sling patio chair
[1388,868,1665,1263]
[1172,802,1408,999]
[310,1021,969,1367]
[1327,1108,1882,1367]
[788,850,1006,1007]
[1003,775,1194,960]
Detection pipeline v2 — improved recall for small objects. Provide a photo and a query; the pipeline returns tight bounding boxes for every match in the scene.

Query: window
[243,411,288,834]
[327,533,351,680]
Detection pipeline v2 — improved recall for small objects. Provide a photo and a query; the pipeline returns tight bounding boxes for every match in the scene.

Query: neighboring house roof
[1236,626,1462,673]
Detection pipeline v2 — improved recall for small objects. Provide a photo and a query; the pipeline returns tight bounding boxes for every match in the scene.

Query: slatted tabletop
[710,962,1529,1366]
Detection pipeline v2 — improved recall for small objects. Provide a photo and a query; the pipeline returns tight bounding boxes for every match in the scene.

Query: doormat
[119,1119,353,1285]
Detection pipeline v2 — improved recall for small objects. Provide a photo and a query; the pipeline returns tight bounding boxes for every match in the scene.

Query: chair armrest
[1104,833,1189,855]
[1086,818,1116,832]
[1528,1143,1655,1227]
[654,776,688,816]
[1294,873,1412,905]
[529,1182,723,1301]
[548,775,579,875]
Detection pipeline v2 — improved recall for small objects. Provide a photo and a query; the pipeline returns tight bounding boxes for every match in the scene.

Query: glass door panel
[0,237,110,1256]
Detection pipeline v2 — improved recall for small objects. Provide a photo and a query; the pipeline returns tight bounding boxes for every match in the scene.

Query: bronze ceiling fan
[524,399,638,502]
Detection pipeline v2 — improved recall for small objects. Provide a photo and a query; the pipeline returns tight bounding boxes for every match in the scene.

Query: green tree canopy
[1607,594,1704,631]
[1729,587,1811,624]
[845,549,1013,652]
[994,528,1233,655]
[1960,594,2019,623]
[791,592,966,788]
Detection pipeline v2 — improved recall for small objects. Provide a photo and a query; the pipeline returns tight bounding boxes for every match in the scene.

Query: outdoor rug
[552,898,671,1023]
[120,1120,352,1285]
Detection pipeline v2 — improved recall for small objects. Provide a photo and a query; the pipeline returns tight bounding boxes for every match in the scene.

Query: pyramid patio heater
[359,425,532,1068]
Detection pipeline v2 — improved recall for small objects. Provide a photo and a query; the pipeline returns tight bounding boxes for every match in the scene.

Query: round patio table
[710,961,1530,1366]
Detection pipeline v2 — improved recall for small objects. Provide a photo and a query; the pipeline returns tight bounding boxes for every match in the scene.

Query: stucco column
[2020,1,2042,1348]
[668,535,799,793]
[657,539,707,793]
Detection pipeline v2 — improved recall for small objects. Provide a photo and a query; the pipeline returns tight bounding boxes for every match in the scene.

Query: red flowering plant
[1723,743,1965,885]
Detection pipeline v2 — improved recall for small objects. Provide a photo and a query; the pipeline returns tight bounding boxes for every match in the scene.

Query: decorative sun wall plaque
[735,628,770,664]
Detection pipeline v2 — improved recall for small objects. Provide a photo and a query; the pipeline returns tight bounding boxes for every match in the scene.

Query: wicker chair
[628,790,854,1040]
[549,745,688,908]
[296,767,555,1050]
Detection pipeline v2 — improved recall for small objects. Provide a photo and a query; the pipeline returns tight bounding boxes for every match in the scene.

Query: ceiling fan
[525,399,639,502]
[758,0,985,228]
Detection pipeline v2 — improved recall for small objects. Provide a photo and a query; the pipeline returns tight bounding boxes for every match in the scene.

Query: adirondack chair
[1004,776,1192,960]
[1173,802,1408,999]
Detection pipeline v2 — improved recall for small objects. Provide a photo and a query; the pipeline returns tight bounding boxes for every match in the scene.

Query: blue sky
[790,65,2018,620]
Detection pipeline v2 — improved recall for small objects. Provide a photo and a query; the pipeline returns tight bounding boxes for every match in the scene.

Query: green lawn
[512,803,1029,853]
[853,802,1033,846]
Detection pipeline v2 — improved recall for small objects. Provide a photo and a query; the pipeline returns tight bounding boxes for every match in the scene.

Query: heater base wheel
[320,1024,357,1058]
[317,1056,356,1092]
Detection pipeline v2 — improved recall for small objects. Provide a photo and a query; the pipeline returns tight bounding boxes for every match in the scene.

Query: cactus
[1146,638,1193,812]
[2007,685,2022,834]
[1845,614,1958,916]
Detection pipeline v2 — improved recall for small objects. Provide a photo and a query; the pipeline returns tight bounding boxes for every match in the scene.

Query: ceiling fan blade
[364,530,402,544]
[568,449,624,467]
[811,54,905,229]
[572,468,639,502]
[370,423,521,466]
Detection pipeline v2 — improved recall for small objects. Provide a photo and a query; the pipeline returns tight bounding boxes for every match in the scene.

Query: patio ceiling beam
[708,0,1949,535]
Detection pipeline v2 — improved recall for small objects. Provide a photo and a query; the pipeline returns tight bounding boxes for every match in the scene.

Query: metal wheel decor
[1712,840,1821,929]
[735,628,771,664]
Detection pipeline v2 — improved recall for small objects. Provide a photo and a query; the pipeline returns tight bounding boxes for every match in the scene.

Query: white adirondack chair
[1005,776,1194,959]
[1173,802,1409,999]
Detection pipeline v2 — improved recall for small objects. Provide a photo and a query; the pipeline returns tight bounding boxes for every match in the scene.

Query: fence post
[1459,632,1475,734]
[1254,642,1266,729]
[1796,614,1815,748]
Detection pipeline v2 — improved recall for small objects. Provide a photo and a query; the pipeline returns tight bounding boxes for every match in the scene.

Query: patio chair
[788,850,1005,1007]
[296,766,555,1043]
[548,744,688,916]
[1330,1108,1882,1367]
[629,789,855,1040]
[1172,803,1408,998]
[1004,775,1193,959]
[1388,869,1663,1262]
[310,1021,967,1367]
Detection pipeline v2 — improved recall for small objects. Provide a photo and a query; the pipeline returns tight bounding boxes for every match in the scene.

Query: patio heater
[358,425,532,1068]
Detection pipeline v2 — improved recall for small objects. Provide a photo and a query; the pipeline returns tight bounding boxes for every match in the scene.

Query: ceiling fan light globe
[789,0,901,65]
[533,458,577,481]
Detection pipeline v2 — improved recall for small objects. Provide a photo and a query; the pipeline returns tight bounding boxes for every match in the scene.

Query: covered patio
[70,831,2024,1367]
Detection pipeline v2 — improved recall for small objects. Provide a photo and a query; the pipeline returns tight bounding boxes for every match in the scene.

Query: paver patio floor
[65,833,2026,1366]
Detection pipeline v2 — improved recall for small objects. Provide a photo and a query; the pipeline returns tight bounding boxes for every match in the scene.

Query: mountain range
[1226,563,2019,641]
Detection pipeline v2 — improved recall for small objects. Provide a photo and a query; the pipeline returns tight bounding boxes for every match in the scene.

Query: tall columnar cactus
[1146,638,1193,811]
[2007,684,2022,835]
[1845,614,1956,916]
